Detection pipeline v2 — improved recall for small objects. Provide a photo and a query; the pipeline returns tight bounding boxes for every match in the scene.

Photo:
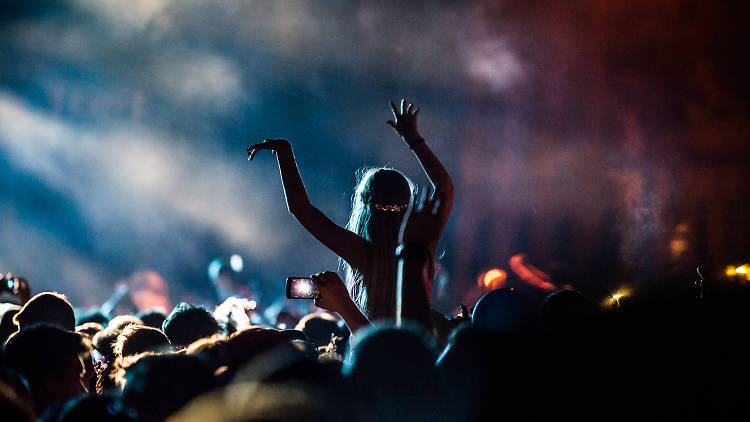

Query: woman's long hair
[341,167,412,321]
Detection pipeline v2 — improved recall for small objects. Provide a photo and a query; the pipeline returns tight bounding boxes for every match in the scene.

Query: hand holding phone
[286,277,320,300]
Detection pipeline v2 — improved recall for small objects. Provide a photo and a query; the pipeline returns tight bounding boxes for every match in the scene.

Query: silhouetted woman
[247,100,453,322]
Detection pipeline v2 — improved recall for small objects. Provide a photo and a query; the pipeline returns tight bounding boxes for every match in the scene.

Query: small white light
[278,323,287,330]
[298,283,312,295]
[230,254,243,272]
[248,300,257,310]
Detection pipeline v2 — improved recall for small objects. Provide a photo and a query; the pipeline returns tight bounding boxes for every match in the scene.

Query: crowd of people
[1,101,747,421]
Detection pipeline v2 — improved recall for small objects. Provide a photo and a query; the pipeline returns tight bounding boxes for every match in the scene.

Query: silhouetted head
[436,325,536,420]
[294,313,346,348]
[472,288,536,332]
[92,328,122,365]
[135,309,167,330]
[107,315,143,332]
[75,309,110,327]
[3,324,88,415]
[345,324,439,420]
[225,327,291,371]
[347,167,412,241]
[0,303,21,344]
[75,322,104,339]
[345,324,437,390]
[541,289,595,328]
[114,325,170,358]
[46,393,134,422]
[13,292,75,332]
[167,380,347,422]
[344,167,413,320]
[119,354,214,422]
[234,344,343,391]
[162,303,220,349]
[185,336,229,373]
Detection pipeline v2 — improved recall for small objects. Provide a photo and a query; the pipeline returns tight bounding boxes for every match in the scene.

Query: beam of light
[508,254,557,291]
[479,268,507,290]
[0,93,286,259]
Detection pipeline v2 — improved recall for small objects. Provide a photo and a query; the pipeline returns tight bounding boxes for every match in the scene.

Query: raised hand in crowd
[395,186,444,328]
[388,99,422,144]
[246,101,454,324]
[246,138,292,161]
[389,100,453,254]
[400,186,447,250]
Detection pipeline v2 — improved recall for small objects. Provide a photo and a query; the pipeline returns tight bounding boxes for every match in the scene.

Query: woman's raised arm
[387,101,454,243]
[247,139,369,269]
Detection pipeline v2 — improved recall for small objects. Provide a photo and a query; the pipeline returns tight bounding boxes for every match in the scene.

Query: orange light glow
[508,254,557,291]
[726,264,750,281]
[479,268,507,289]
[602,287,631,308]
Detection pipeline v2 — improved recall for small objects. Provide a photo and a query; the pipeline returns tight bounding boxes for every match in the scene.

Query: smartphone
[286,277,320,300]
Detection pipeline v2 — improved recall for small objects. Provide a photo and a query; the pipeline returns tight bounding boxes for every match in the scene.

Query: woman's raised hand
[399,186,445,248]
[387,99,422,144]
[246,138,292,161]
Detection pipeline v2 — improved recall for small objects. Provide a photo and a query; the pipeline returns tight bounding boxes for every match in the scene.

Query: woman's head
[347,167,412,241]
[344,167,412,320]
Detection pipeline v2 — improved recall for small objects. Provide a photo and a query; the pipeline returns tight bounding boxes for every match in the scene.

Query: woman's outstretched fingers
[247,138,290,161]
[247,144,261,161]
[388,99,421,142]
[247,148,258,161]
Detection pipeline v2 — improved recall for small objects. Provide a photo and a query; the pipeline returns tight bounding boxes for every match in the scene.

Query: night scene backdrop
[1,0,748,314]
